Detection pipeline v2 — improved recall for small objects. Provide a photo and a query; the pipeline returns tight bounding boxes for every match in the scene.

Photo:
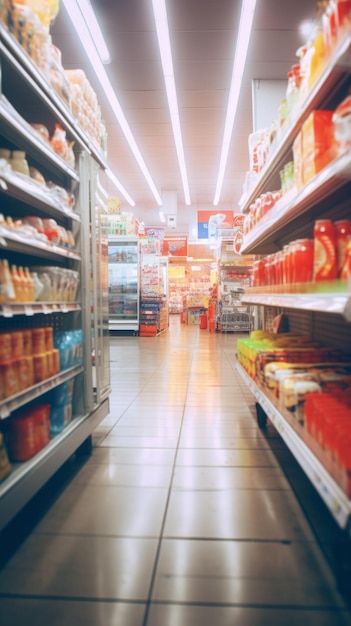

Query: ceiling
[50,0,319,235]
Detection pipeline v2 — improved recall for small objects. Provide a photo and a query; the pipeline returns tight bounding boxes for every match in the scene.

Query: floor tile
[119,407,184,420]
[100,435,179,448]
[178,434,272,449]
[0,599,146,626]
[172,465,290,490]
[33,484,168,537]
[164,488,314,540]
[175,447,279,467]
[89,447,176,466]
[0,534,157,600]
[108,425,181,438]
[71,461,174,488]
[146,604,351,626]
[152,538,345,607]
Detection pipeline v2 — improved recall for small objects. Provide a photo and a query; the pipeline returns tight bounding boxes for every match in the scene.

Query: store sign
[197,210,233,239]
[144,227,165,240]
[161,235,188,257]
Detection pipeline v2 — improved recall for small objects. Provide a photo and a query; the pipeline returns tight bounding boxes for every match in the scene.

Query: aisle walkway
[1,317,351,625]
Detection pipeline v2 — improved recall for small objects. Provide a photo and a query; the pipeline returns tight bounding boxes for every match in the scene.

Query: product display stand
[239,30,351,539]
[139,253,168,336]
[0,24,111,531]
[108,235,140,334]
[216,242,253,333]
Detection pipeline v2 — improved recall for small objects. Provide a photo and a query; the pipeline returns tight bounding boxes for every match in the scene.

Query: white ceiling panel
[50,0,319,227]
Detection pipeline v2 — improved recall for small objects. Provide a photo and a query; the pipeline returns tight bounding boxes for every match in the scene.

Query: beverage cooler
[0,25,111,530]
[108,236,140,334]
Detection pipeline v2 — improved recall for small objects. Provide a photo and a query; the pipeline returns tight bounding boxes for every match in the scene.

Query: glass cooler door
[108,236,139,333]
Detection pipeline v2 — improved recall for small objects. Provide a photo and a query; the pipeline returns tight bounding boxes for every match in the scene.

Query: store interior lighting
[213,0,257,206]
[106,168,135,207]
[61,0,162,207]
[73,0,111,64]
[152,0,191,206]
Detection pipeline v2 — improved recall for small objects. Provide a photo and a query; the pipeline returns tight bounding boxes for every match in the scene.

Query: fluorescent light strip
[62,0,162,207]
[76,0,111,64]
[106,168,136,206]
[213,0,257,206]
[97,177,109,200]
[152,0,191,206]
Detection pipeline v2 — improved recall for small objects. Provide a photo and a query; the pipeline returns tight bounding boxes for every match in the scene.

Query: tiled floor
[1,316,351,625]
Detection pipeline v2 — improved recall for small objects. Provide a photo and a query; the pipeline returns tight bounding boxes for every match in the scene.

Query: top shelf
[240,34,351,216]
[0,24,108,171]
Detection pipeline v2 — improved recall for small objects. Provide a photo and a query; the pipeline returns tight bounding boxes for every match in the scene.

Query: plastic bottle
[18,266,29,301]
[37,272,51,301]
[24,267,35,301]
[1,260,15,302]
[31,272,44,301]
[11,264,24,302]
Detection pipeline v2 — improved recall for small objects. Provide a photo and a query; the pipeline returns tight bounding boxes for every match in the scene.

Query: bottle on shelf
[10,151,30,177]
[11,264,24,302]
[0,259,15,302]
[20,266,34,301]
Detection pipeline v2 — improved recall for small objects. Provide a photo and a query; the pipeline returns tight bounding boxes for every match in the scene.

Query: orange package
[302,110,335,184]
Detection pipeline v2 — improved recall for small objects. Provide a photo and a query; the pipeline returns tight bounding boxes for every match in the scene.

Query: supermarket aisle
[0,316,351,626]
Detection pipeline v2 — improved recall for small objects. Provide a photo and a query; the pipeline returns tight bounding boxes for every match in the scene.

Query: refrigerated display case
[0,22,110,530]
[108,236,139,333]
[89,166,111,402]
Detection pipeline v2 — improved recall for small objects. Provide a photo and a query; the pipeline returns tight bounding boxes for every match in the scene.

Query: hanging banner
[161,235,188,257]
[144,227,165,240]
[197,210,233,239]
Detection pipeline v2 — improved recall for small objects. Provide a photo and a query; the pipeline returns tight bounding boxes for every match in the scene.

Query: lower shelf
[0,397,109,531]
[236,362,351,532]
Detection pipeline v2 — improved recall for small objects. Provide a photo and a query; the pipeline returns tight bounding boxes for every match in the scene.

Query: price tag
[332,501,341,515]
[42,304,51,315]
[0,405,10,419]
[24,305,34,316]
[1,305,13,318]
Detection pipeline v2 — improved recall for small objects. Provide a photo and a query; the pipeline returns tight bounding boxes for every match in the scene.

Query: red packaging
[335,219,351,276]
[293,238,314,284]
[313,220,338,281]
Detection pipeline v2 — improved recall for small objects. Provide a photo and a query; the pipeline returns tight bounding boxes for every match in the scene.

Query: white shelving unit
[237,364,351,529]
[240,34,351,222]
[238,31,351,536]
[242,292,351,320]
[0,24,111,530]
